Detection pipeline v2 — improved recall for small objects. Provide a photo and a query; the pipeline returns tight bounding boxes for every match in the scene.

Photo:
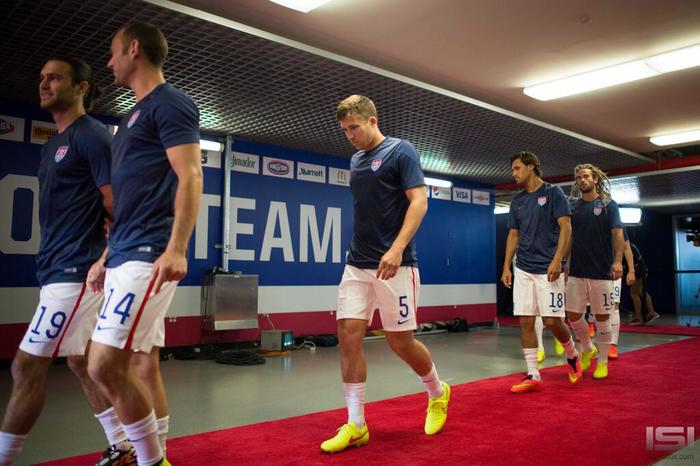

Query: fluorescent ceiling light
[200,139,223,152]
[524,43,700,101]
[646,44,700,73]
[620,207,642,224]
[650,129,700,146]
[494,206,510,215]
[269,0,332,13]
[424,176,453,188]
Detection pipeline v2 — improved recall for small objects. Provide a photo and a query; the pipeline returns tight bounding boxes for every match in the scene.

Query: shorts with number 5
[336,264,420,331]
[91,261,175,352]
[513,266,566,318]
[20,283,103,358]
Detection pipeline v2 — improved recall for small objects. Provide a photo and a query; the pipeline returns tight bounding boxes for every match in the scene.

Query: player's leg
[538,274,581,384]
[321,265,371,453]
[511,267,542,393]
[566,278,597,372]
[535,316,545,362]
[0,283,93,464]
[588,280,614,379]
[89,261,175,466]
[609,278,622,359]
[378,266,448,434]
[132,347,169,455]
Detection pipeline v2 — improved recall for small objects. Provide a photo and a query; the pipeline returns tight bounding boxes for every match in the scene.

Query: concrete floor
[0,323,696,465]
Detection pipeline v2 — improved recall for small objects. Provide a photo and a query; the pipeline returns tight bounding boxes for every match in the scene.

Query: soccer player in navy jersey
[565,164,624,379]
[320,95,450,453]
[0,57,129,465]
[86,23,202,466]
[502,151,582,393]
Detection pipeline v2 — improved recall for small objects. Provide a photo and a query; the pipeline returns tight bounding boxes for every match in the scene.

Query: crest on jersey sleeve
[371,159,382,172]
[537,196,547,206]
[54,145,69,163]
[127,110,141,128]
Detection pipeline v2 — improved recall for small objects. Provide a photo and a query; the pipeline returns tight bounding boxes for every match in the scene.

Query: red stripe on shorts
[52,282,87,358]
[124,277,156,351]
[411,267,417,318]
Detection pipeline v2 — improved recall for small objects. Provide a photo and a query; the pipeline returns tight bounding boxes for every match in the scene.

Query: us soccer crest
[54,145,69,163]
[594,206,602,216]
[537,196,547,206]
[127,110,141,128]
[370,159,382,172]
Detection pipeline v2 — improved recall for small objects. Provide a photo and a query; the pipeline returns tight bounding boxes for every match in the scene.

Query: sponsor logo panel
[328,167,350,187]
[30,121,57,144]
[0,115,25,142]
[262,157,294,179]
[297,162,326,183]
[452,187,471,203]
[472,190,491,206]
[232,152,260,174]
[431,186,451,200]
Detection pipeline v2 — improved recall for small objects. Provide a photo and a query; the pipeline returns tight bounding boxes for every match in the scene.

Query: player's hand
[501,269,512,289]
[626,270,636,286]
[86,258,106,293]
[611,261,623,280]
[151,249,187,293]
[376,247,402,280]
[547,261,562,282]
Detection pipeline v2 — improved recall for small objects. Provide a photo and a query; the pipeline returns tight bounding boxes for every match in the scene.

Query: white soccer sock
[571,316,594,352]
[523,348,540,380]
[534,316,544,351]
[122,411,162,466]
[95,407,131,450]
[156,416,169,455]
[0,431,27,466]
[561,336,579,359]
[343,383,366,428]
[596,319,613,364]
[419,364,444,398]
[610,308,621,345]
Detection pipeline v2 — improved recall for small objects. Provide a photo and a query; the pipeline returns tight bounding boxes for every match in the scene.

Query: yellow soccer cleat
[554,338,564,356]
[537,349,545,363]
[425,381,450,435]
[581,345,598,372]
[593,361,609,379]
[320,422,369,453]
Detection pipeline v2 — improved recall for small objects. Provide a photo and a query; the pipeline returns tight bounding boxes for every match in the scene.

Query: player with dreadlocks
[564,163,624,379]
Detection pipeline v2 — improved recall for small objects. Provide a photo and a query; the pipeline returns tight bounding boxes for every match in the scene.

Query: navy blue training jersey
[508,182,571,274]
[107,83,200,267]
[36,115,111,286]
[569,197,623,279]
[346,137,425,269]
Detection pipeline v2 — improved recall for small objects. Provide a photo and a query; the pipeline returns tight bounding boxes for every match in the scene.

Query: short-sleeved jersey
[569,197,623,279]
[107,83,200,267]
[507,182,570,274]
[346,137,425,269]
[36,115,111,286]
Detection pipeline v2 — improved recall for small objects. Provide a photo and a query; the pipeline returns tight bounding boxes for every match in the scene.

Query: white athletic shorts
[91,261,174,353]
[513,266,566,318]
[336,264,420,331]
[566,276,615,315]
[20,282,102,358]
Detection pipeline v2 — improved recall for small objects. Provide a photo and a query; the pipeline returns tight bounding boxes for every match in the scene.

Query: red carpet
[499,316,700,336]
[38,338,699,466]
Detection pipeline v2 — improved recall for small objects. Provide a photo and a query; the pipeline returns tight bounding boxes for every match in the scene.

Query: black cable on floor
[215,349,266,366]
